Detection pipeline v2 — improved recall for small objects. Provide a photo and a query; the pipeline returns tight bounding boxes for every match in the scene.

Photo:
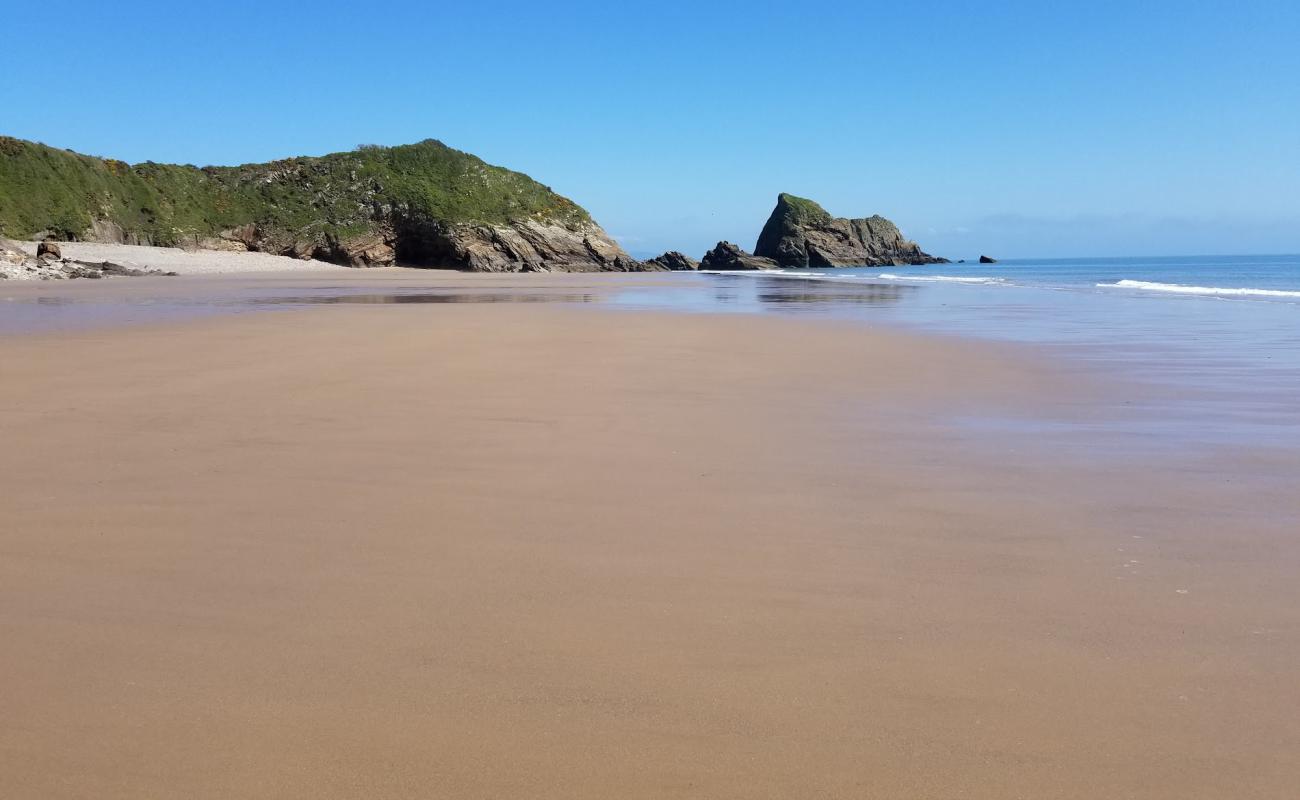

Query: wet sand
[2,299,1298,798]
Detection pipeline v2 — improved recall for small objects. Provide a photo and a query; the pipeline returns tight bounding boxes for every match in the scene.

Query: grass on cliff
[775,193,834,227]
[0,136,591,245]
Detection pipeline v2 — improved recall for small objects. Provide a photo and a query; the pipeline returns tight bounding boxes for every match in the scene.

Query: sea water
[670,254,1300,453]
[4,253,1298,453]
[833,254,1300,297]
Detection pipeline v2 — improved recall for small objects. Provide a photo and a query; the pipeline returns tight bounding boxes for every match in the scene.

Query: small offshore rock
[699,241,779,271]
[979,255,998,264]
[642,251,700,271]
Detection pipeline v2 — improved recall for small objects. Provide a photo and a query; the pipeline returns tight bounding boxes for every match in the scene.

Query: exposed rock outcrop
[134,217,637,273]
[641,251,700,271]
[979,255,998,264]
[699,241,779,271]
[191,225,258,253]
[321,231,397,268]
[122,205,638,274]
[1,237,27,273]
[0,240,177,281]
[87,218,153,246]
[174,211,640,274]
[432,219,638,273]
[753,193,945,268]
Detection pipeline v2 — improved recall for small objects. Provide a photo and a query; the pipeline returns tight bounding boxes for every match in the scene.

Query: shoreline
[6,259,1299,458]
[2,303,1298,798]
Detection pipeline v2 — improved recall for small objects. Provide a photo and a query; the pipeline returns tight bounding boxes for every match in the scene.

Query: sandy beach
[5,241,351,278]
[6,1,1297,793]
[2,285,1298,799]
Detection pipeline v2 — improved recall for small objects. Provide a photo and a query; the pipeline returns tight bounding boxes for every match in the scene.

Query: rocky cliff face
[753,193,944,268]
[182,215,640,272]
[0,137,636,272]
[416,219,637,273]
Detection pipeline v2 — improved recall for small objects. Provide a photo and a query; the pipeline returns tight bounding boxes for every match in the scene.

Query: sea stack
[979,255,998,264]
[753,193,945,268]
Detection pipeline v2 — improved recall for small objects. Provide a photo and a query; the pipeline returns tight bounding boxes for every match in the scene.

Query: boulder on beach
[37,239,61,259]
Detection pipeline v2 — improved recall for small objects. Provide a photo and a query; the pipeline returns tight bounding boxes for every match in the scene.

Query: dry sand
[13,241,350,275]
[1,302,1298,798]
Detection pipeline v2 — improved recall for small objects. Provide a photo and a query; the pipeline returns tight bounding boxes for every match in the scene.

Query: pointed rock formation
[753,193,945,268]
[641,251,700,271]
[699,241,779,271]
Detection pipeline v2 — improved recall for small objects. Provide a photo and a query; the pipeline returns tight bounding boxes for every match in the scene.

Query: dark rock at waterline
[753,193,946,268]
[6,254,180,280]
[979,255,998,264]
[58,260,178,279]
[699,241,779,271]
[642,251,700,271]
[83,260,177,277]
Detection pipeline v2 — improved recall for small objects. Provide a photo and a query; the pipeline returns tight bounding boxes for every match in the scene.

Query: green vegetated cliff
[0,136,634,271]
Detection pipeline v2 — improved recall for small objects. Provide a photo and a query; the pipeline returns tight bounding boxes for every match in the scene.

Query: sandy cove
[2,241,350,280]
[2,296,1299,799]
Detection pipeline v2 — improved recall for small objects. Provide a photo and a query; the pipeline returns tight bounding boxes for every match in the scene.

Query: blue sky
[3,0,1298,258]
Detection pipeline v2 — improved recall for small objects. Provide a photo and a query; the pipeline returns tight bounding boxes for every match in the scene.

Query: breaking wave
[1098,280,1300,298]
[876,273,1008,285]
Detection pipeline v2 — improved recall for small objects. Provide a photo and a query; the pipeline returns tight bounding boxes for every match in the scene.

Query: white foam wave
[877,273,1007,285]
[703,270,1010,286]
[1098,279,1300,298]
